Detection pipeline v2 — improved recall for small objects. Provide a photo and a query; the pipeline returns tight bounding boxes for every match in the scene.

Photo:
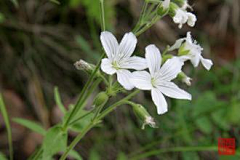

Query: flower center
[112,61,120,70]
[151,78,157,88]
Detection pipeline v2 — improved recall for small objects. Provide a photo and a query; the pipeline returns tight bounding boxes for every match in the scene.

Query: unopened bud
[178,72,192,86]
[131,103,157,129]
[93,92,109,108]
[157,0,170,16]
[74,59,95,74]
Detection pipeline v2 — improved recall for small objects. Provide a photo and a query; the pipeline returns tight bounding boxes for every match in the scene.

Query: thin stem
[60,90,140,160]
[97,90,140,120]
[63,54,104,130]
[60,122,95,160]
[69,109,96,126]
[100,0,106,31]
[130,146,218,160]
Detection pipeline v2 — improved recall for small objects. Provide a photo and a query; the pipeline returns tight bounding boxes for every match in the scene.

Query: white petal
[145,44,162,75]
[100,31,118,59]
[130,71,152,90]
[186,12,197,27]
[120,56,147,70]
[162,0,170,9]
[157,82,192,100]
[190,54,201,67]
[151,88,168,115]
[168,39,185,51]
[118,32,137,60]
[201,57,213,70]
[158,57,184,81]
[101,58,116,75]
[117,69,134,90]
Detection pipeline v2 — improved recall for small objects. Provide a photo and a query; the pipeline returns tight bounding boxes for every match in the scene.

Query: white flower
[130,45,192,115]
[142,116,156,130]
[162,0,170,9]
[169,32,213,70]
[173,9,196,28]
[100,31,147,90]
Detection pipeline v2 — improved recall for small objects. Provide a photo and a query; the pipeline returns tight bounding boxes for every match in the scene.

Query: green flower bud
[157,0,170,16]
[177,72,192,86]
[93,92,109,107]
[169,2,179,17]
[74,59,96,74]
[130,102,157,129]
[93,92,109,108]
[178,43,190,56]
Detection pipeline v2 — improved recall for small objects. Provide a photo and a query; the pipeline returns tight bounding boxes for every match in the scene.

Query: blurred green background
[0,0,240,159]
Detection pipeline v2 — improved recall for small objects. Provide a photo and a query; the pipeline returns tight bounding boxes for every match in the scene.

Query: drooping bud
[93,92,109,108]
[74,59,95,74]
[157,0,170,16]
[130,102,157,129]
[178,72,192,86]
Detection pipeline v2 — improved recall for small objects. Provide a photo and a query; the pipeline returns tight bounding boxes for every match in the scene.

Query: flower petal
[130,71,152,90]
[101,58,116,75]
[145,44,162,75]
[201,57,213,70]
[120,56,147,70]
[158,57,183,81]
[118,32,137,60]
[100,31,119,59]
[186,12,197,27]
[117,69,134,90]
[157,82,192,100]
[190,54,201,67]
[151,88,168,115]
[168,39,185,51]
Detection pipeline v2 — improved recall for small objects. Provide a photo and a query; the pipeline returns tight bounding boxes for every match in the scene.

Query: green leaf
[54,87,66,114]
[0,94,13,160]
[89,148,100,160]
[68,150,83,160]
[0,152,7,160]
[227,103,240,125]
[42,126,68,159]
[69,110,94,132]
[12,118,46,135]
[195,117,212,134]
[212,109,230,130]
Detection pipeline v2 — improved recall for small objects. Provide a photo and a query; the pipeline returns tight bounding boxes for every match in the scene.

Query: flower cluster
[76,0,213,129]
[99,31,212,116]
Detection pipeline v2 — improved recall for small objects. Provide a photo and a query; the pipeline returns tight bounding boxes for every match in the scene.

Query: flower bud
[131,103,157,129]
[178,72,192,86]
[157,0,170,16]
[93,92,109,108]
[74,59,95,74]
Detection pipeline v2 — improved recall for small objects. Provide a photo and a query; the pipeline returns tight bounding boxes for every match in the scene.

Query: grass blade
[0,93,13,160]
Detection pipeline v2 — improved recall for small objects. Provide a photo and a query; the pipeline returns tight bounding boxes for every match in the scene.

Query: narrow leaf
[43,126,68,159]
[12,118,46,135]
[54,87,66,113]
[0,94,13,160]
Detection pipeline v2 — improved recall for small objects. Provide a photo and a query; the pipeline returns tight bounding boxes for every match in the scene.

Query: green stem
[60,122,95,160]
[130,146,218,160]
[100,0,106,31]
[69,109,96,126]
[63,54,104,130]
[60,90,140,160]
